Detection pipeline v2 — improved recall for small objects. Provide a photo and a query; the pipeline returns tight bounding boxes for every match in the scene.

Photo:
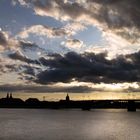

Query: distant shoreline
[0,94,140,111]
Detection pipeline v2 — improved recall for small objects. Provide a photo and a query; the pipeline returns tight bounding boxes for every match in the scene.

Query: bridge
[81,99,140,112]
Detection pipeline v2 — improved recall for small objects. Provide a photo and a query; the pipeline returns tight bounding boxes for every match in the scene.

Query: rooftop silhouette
[0,93,139,112]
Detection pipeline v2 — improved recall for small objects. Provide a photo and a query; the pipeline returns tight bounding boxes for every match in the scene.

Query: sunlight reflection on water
[0,109,139,140]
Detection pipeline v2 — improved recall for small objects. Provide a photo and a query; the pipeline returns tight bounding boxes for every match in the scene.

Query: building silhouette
[0,92,139,111]
[66,94,70,101]
[6,93,9,99]
[6,92,13,99]
[10,93,13,99]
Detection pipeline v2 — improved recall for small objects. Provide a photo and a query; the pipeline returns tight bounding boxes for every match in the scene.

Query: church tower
[66,94,70,101]
[6,93,9,99]
[10,93,13,99]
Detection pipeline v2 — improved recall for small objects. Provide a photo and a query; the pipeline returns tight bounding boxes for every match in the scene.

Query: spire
[10,93,13,99]
[66,94,70,101]
[6,93,9,99]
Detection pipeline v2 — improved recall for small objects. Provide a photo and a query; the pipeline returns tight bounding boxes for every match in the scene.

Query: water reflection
[0,109,139,140]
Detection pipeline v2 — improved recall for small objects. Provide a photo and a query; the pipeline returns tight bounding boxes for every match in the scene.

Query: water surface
[0,109,139,140]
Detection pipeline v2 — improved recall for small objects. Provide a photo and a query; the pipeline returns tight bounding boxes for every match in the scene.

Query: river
[0,109,139,140]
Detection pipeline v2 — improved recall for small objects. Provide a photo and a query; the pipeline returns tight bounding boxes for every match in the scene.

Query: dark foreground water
[0,109,139,140]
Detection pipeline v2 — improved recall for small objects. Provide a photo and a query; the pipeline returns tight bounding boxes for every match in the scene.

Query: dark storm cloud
[35,51,140,84]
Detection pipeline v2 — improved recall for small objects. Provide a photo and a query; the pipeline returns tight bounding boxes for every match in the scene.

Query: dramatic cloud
[0,29,45,69]
[15,0,140,43]
[0,0,139,96]
[36,51,140,84]
[0,30,45,82]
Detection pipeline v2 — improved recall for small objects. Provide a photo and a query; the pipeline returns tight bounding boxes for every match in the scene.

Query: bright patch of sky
[73,25,104,46]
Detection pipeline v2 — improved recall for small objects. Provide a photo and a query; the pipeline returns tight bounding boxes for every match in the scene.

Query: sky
[0,0,140,100]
